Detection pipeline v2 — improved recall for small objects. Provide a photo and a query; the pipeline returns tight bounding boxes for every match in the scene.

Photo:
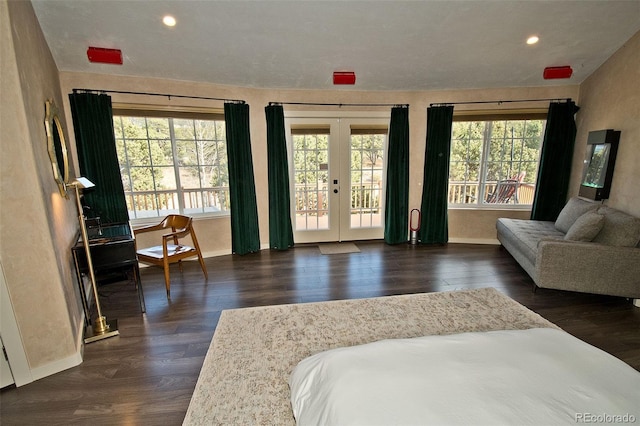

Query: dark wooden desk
[72,222,146,325]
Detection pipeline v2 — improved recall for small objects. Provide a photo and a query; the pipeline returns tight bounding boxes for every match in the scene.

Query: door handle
[333,189,338,194]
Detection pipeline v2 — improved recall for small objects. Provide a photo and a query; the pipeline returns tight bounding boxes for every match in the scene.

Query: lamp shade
[72,177,95,189]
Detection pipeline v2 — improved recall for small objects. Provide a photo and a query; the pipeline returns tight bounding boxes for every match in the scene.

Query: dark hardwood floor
[2,242,639,425]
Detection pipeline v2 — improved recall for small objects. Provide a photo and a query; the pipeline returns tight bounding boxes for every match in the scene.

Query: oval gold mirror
[45,99,70,197]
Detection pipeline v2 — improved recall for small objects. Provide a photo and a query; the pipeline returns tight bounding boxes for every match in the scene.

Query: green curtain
[224,102,260,255]
[531,101,580,221]
[384,106,410,244]
[265,105,294,250]
[418,106,454,244]
[69,92,128,224]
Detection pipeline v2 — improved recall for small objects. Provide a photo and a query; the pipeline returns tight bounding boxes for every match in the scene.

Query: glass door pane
[286,115,388,243]
[339,119,388,241]
[287,118,340,243]
[292,130,330,231]
[349,129,385,228]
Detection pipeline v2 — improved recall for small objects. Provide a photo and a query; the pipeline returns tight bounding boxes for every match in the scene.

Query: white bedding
[289,328,640,425]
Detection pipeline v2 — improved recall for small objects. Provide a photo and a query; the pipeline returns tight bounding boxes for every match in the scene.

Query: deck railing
[124,187,230,217]
[294,182,382,216]
[448,181,535,205]
[126,181,533,218]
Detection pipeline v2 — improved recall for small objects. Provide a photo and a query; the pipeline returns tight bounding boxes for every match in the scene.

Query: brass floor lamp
[67,177,119,343]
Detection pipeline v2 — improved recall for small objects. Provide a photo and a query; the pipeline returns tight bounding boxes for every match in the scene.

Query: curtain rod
[269,101,408,108]
[429,98,572,107]
[72,88,245,104]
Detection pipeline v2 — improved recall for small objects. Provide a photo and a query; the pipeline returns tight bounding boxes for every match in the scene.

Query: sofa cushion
[564,210,605,242]
[592,207,640,247]
[554,197,599,233]
[497,218,564,264]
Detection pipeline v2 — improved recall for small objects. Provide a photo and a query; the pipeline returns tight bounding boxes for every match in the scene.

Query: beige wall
[59,73,579,249]
[1,0,82,376]
[449,209,532,244]
[573,30,640,217]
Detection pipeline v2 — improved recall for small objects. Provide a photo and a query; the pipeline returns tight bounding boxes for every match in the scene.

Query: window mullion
[168,118,184,213]
[144,117,161,217]
[501,122,509,179]
[117,118,136,219]
[519,121,527,173]
[478,122,492,204]
[195,121,204,210]
[464,123,471,203]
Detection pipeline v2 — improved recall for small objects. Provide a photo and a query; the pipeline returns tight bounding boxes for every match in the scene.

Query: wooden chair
[134,215,208,298]
[486,171,526,204]
[486,179,519,203]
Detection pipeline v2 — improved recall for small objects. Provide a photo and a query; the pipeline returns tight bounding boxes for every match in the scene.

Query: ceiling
[31,0,640,91]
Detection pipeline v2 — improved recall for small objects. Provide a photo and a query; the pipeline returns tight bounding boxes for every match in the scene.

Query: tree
[350,134,384,184]
[173,119,228,189]
[114,116,231,213]
[450,119,545,204]
[293,133,329,185]
[114,116,170,192]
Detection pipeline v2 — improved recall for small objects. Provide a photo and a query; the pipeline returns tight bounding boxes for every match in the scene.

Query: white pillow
[564,210,605,242]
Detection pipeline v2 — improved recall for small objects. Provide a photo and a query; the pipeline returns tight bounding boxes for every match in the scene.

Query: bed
[290,328,640,425]
[183,288,638,425]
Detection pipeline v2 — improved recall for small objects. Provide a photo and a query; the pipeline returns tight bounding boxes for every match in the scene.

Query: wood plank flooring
[2,242,639,425]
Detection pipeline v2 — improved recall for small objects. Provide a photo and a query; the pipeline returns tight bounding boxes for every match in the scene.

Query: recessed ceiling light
[163,15,176,27]
[526,35,539,45]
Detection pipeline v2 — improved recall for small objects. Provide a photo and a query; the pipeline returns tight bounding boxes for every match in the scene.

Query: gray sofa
[496,197,640,300]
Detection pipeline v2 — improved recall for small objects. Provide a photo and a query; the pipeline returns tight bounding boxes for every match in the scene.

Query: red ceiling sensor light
[333,71,356,85]
[543,66,573,80]
[87,47,123,65]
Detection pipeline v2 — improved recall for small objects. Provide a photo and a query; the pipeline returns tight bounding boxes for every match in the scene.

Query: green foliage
[293,134,329,184]
[114,116,170,192]
[450,119,544,184]
[114,116,229,215]
[291,130,385,214]
[350,134,384,185]
[173,119,228,189]
[115,116,228,191]
[450,119,545,204]
[292,132,385,187]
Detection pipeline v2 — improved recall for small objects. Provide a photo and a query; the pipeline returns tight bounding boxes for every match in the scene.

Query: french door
[285,113,389,243]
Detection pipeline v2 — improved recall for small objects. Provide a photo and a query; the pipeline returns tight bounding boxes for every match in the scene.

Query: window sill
[448,204,532,211]
[129,212,230,228]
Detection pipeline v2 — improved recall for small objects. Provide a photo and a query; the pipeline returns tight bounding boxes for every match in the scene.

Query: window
[113,112,229,220]
[449,115,546,206]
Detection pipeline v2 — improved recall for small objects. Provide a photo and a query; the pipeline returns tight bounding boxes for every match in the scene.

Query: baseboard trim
[201,249,233,259]
[31,353,83,382]
[27,316,85,384]
[449,238,500,245]
[77,313,86,360]
[202,243,270,259]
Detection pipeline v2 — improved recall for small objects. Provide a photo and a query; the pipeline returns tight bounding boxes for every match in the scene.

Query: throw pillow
[592,207,640,247]
[564,210,605,242]
[554,197,599,233]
